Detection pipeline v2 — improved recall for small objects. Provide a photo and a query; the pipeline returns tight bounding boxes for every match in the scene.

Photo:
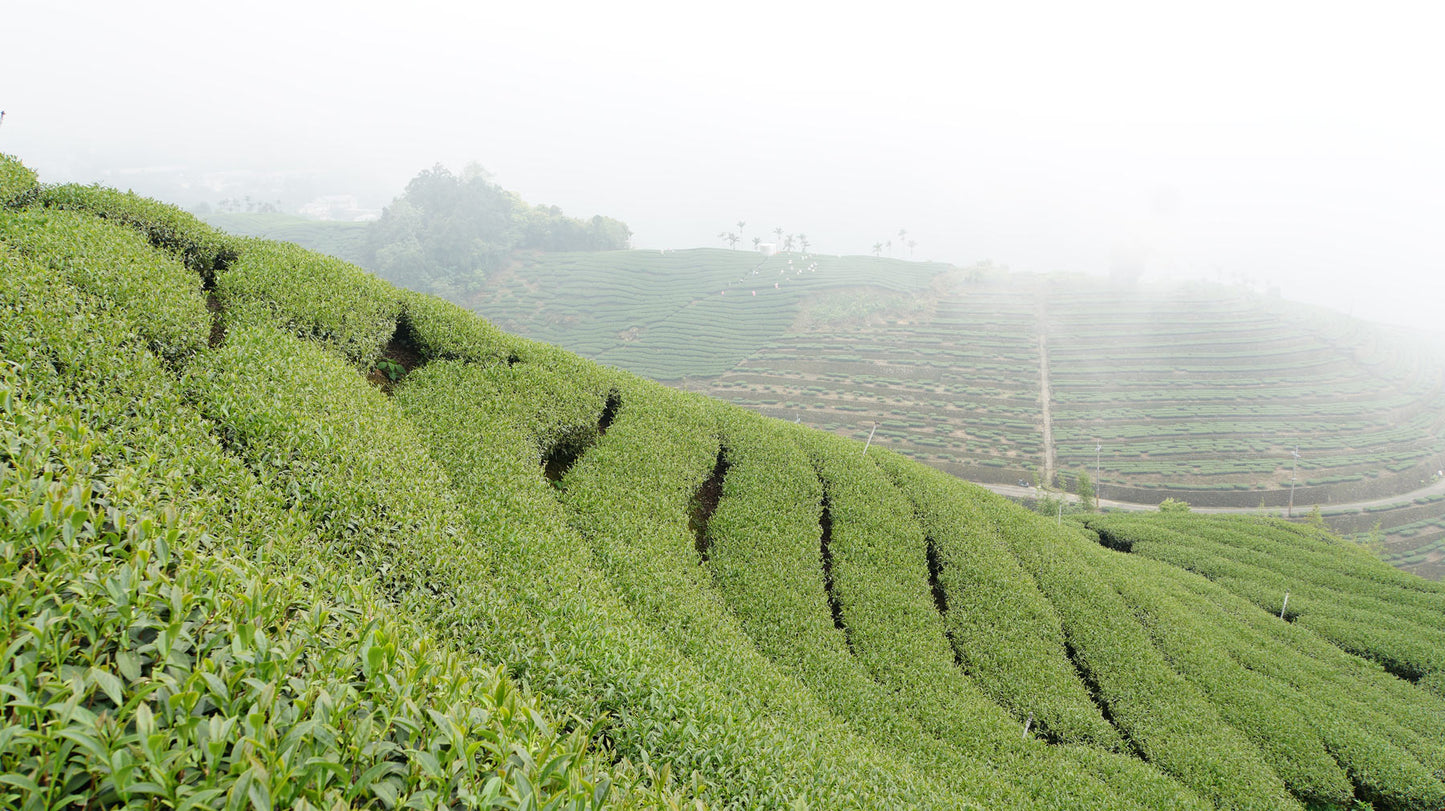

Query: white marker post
[1280,590,1290,619]
[1022,711,1034,741]
[862,422,878,456]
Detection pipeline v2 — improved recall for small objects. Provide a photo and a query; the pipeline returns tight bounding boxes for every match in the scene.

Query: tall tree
[752,236,762,251]
[872,242,883,257]
[798,233,809,254]
[1076,470,1095,512]
[773,226,784,245]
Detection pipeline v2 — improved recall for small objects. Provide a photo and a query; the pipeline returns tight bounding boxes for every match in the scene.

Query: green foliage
[375,357,405,381]
[218,238,401,366]
[1087,514,1445,685]
[0,153,38,206]
[1076,469,1096,511]
[366,163,630,297]
[0,208,210,363]
[38,183,239,275]
[1159,497,1191,513]
[873,451,1122,749]
[0,246,655,810]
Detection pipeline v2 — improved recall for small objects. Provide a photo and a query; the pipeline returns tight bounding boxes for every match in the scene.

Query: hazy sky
[6,1,1444,332]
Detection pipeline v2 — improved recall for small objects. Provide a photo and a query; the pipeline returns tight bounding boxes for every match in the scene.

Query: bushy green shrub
[38,183,239,274]
[0,208,209,363]
[216,238,401,366]
[0,153,38,206]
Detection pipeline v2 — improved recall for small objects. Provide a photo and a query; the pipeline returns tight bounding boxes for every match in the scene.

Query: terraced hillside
[6,155,1445,808]
[460,253,1445,575]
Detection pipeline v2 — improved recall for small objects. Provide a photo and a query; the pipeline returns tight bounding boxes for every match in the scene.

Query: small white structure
[758,243,777,256]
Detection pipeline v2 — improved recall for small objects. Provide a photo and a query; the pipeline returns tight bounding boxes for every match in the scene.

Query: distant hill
[5,153,1445,809]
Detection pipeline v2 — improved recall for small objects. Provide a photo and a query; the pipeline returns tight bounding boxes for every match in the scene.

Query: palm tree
[898,228,908,248]
[752,236,762,251]
[737,220,747,240]
[886,239,893,256]
[872,242,884,257]
[907,239,916,258]
[774,226,784,246]
[798,233,809,254]
[725,232,740,250]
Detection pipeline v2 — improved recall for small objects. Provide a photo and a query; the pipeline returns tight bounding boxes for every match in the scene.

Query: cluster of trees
[197,196,284,215]
[873,228,916,258]
[719,220,813,254]
[367,163,631,298]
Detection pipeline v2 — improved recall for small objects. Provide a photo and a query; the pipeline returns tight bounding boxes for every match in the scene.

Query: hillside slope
[3,154,1444,809]
[456,251,1445,576]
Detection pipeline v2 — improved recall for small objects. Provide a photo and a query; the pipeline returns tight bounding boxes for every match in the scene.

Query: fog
[6,1,1443,333]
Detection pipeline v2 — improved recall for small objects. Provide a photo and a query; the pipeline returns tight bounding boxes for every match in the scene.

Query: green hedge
[0,153,38,206]
[978,501,1298,809]
[871,450,1122,749]
[216,239,401,366]
[38,183,239,275]
[0,208,209,363]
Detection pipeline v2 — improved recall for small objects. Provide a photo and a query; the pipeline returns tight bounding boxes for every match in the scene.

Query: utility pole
[1288,445,1300,518]
[1095,442,1102,505]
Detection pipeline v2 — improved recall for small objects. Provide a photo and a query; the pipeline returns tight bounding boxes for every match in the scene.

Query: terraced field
[706,281,1044,483]
[475,248,946,379]
[6,154,1445,808]
[1045,282,1445,498]
[461,252,1445,572]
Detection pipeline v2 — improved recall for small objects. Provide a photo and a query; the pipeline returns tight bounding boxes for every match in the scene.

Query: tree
[774,226,784,245]
[783,234,795,252]
[752,236,762,251]
[798,233,810,253]
[366,162,629,296]
[872,242,883,257]
[1158,498,1191,513]
[726,232,741,250]
[737,220,747,239]
[907,239,916,258]
[1076,470,1095,512]
[1357,520,1385,555]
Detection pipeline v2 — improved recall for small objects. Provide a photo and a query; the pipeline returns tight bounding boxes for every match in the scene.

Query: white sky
[5,1,1444,332]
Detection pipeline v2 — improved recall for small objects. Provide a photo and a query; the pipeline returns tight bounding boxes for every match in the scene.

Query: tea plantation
[4,153,1444,809]
[459,251,1445,577]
